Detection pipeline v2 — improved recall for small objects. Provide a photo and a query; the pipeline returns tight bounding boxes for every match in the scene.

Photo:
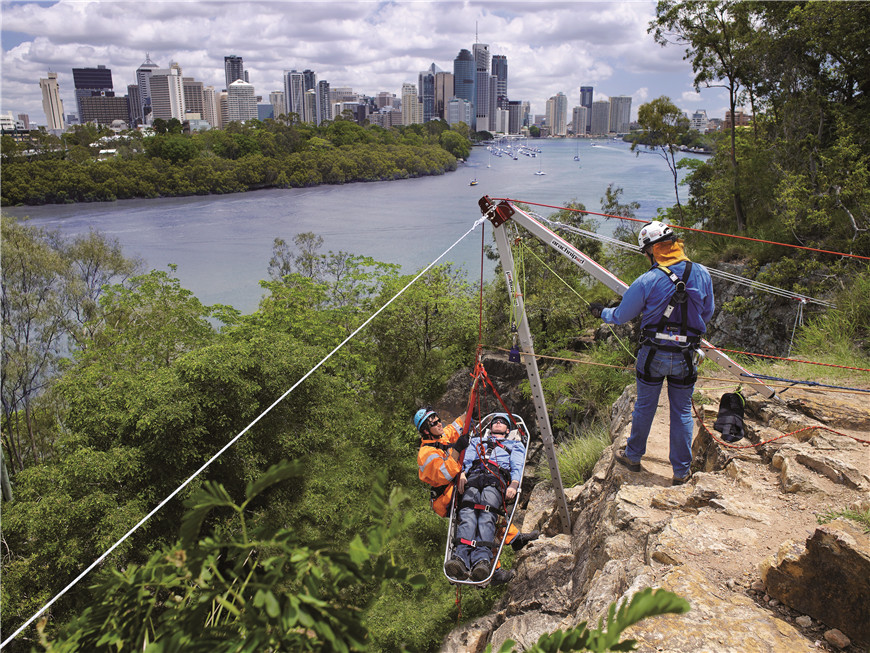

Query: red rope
[692,401,870,448]
[491,197,870,262]
[705,347,870,373]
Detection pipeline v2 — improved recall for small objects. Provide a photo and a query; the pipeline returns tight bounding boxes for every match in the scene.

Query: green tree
[633,96,690,220]
[439,129,470,159]
[650,0,753,231]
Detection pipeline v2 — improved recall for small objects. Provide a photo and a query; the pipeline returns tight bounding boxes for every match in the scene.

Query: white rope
[1,216,489,650]
[538,216,836,308]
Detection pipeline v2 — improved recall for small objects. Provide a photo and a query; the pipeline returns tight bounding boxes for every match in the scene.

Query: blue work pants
[625,345,696,478]
[454,484,502,570]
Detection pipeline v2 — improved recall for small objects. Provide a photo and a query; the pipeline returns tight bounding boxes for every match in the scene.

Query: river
[5,138,703,314]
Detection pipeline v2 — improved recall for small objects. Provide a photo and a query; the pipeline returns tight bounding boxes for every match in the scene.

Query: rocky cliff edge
[443,379,869,653]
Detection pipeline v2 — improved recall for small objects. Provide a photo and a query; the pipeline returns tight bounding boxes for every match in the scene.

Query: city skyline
[2,1,731,127]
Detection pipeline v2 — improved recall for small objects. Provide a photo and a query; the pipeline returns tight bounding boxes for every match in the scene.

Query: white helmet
[637,221,674,251]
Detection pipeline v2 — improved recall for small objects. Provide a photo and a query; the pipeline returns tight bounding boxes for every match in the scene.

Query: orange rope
[491,197,870,262]
[706,347,870,373]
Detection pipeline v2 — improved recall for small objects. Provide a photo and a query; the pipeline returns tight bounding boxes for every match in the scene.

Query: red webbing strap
[478,365,520,431]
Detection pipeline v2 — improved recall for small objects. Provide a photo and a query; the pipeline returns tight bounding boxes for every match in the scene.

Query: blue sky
[1,0,733,127]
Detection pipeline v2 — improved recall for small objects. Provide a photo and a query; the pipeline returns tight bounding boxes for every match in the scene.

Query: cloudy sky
[2,0,729,127]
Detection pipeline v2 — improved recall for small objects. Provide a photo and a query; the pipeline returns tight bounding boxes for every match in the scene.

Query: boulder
[761,520,870,647]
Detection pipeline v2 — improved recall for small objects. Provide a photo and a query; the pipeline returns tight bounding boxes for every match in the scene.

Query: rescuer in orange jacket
[414,407,539,583]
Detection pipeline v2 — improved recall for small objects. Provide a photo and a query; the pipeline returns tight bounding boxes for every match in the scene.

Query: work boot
[511,529,540,551]
[614,447,641,472]
[470,560,491,581]
[444,558,468,580]
[672,472,693,486]
[491,568,515,585]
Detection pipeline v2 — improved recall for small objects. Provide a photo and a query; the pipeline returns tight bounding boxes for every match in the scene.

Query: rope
[516,240,637,361]
[706,347,870,373]
[536,214,836,308]
[493,198,870,263]
[738,373,870,394]
[493,347,870,396]
[1,216,489,650]
[787,299,805,359]
[692,400,870,448]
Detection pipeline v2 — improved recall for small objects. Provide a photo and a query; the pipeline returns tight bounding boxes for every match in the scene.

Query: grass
[817,507,870,534]
[539,422,612,487]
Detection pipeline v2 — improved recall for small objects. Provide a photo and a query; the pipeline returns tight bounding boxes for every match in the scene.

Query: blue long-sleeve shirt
[601,260,714,336]
[463,434,525,483]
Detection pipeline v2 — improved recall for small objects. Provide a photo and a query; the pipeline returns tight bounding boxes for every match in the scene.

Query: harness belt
[454,537,496,549]
[637,262,701,387]
[460,500,506,517]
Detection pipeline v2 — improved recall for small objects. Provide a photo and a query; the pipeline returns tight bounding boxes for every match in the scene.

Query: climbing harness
[637,263,702,387]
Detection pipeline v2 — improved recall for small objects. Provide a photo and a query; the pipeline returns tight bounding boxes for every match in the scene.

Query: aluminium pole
[487,208,572,534]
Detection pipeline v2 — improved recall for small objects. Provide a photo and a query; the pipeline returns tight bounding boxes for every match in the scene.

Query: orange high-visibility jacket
[417,415,466,516]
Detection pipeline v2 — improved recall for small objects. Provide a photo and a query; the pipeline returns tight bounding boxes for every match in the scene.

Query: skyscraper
[590,100,611,135]
[316,80,331,124]
[401,83,422,125]
[608,95,631,134]
[40,72,65,130]
[301,70,317,122]
[491,54,507,101]
[473,42,490,131]
[571,106,588,135]
[269,91,285,120]
[580,86,593,134]
[418,65,436,123]
[183,77,205,118]
[283,70,304,119]
[227,79,258,123]
[453,49,475,128]
[127,84,141,125]
[434,71,453,120]
[546,92,568,136]
[203,86,218,127]
[150,64,185,121]
[136,55,159,122]
[72,65,114,121]
[224,55,245,89]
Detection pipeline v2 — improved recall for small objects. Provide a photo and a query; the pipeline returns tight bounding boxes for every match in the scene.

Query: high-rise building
[446,97,473,127]
[489,75,499,128]
[183,77,205,119]
[491,54,507,101]
[546,92,568,136]
[580,86,593,134]
[203,86,218,127]
[40,72,65,130]
[418,65,437,123]
[302,70,316,93]
[690,109,708,133]
[149,64,185,121]
[283,70,304,119]
[434,71,453,120]
[269,91,285,120]
[590,100,611,135]
[571,106,588,135]
[72,65,114,121]
[493,108,509,134]
[401,83,422,125]
[376,92,396,109]
[224,55,245,89]
[507,100,523,135]
[217,91,229,128]
[79,95,130,126]
[608,95,631,134]
[227,79,257,123]
[303,89,317,125]
[453,49,475,128]
[136,55,159,122]
[473,42,491,132]
[316,80,331,124]
[127,84,141,125]
[17,113,31,130]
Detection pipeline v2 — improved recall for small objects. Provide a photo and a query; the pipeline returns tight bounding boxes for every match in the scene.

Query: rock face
[441,378,870,652]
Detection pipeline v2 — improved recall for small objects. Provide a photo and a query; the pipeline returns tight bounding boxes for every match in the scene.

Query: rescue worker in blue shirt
[445,414,526,581]
[589,221,714,486]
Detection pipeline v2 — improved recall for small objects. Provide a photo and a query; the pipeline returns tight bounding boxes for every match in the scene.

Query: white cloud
[1,0,709,123]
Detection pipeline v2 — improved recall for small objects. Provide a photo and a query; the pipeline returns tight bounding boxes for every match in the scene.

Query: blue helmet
[414,407,438,432]
[490,413,511,428]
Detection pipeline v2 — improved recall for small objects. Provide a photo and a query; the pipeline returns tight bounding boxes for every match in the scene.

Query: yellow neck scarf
[651,240,689,267]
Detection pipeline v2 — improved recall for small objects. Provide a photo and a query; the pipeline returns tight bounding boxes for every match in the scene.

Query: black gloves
[589,302,604,319]
[452,432,470,452]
